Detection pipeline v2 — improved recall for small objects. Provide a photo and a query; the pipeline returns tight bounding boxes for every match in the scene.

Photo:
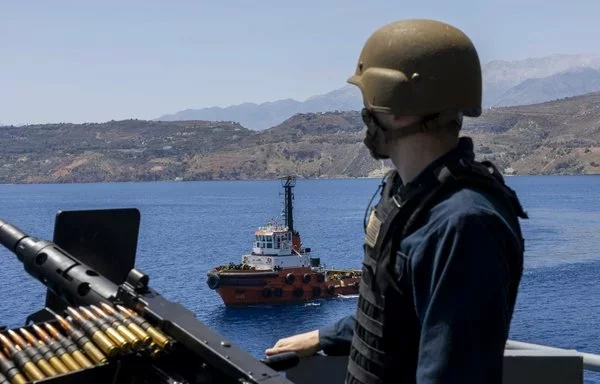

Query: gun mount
[0,208,298,384]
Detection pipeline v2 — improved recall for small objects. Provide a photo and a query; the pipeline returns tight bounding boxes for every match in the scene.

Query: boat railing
[284,339,600,384]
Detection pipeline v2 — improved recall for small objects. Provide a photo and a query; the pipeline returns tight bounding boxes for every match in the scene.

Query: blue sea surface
[0,175,599,382]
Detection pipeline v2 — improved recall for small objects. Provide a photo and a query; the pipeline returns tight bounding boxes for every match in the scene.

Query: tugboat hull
[207,267,360,306]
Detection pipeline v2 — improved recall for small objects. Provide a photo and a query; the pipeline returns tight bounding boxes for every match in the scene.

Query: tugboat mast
[280,175,295,233]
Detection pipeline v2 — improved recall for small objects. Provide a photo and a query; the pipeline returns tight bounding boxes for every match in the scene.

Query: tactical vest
[345,155,527,384]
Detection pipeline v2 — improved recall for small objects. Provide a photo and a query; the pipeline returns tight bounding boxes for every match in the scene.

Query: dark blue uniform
[318,137,527,383]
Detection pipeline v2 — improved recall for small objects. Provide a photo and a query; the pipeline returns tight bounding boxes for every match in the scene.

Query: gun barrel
[0,219,118,307]
[0,220,28,253]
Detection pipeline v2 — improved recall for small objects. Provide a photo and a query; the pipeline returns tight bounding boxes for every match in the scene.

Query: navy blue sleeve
[412,211,519,384]
[318,314,356,356]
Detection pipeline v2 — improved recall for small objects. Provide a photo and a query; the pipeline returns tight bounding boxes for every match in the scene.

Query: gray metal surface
[285,346,586,384]
[507,339,600,372]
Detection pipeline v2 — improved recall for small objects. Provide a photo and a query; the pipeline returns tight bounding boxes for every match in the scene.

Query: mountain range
[157,54,600,130]
[1,90,599,184]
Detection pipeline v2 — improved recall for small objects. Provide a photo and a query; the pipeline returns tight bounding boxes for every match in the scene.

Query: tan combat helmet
[348,19,482,119]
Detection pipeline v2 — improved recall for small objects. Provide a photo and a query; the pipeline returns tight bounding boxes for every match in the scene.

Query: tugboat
[206,176,362,306]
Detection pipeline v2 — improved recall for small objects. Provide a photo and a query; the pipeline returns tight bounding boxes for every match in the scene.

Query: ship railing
[284,339,600,384]
[505,340,600,372]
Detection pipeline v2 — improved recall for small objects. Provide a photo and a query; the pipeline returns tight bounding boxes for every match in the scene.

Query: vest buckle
[392,195,402,208]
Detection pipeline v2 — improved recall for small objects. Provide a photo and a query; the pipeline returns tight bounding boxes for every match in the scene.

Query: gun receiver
[0,210,298,384]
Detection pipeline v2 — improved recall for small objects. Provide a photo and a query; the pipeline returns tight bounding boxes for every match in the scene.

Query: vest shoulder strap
[401,160,528,240]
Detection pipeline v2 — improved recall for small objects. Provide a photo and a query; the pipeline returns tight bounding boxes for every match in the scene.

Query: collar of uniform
[393,137,475,201]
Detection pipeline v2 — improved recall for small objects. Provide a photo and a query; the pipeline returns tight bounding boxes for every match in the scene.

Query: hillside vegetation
[1,92,600,183]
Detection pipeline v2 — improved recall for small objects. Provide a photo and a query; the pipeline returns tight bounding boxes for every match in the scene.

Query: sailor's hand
[265,330,321,357]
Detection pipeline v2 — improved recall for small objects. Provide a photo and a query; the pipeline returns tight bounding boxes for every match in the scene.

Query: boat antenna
[279,175,296,233]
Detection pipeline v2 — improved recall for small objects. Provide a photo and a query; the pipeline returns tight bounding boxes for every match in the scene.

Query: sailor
[265,18,528,383]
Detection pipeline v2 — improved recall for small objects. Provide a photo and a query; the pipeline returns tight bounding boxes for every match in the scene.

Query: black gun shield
[45,208,141,313]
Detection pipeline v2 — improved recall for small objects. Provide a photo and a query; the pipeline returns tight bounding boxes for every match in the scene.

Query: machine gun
[0,208,298,384]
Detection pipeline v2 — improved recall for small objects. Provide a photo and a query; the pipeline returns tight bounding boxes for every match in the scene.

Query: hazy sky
[2,0,599,125]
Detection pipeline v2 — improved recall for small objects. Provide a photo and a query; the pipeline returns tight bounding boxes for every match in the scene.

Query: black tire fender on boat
[293,287,304,298]
[262,288,272,298]
[327,285,335,295]
[312,286,321,298]
[207,274,220,289]
[316,273,325,283]
[302,273,311,283]
[274,287,283,297]
[285,273,295,284]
